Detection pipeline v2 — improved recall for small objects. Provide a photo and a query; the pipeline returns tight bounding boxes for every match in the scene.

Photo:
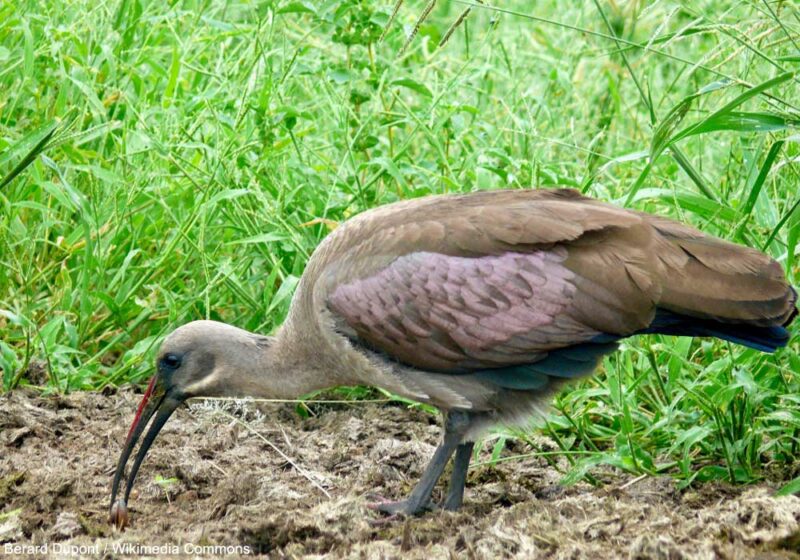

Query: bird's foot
[366,494,432,517]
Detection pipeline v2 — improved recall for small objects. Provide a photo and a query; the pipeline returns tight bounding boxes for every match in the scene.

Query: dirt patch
[1,388,799,559]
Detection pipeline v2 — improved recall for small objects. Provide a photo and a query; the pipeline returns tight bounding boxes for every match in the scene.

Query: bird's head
[108,320,273,528]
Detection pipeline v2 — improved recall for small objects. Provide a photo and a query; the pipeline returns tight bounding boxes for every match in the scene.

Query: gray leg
[443,441,474,511]
[372,410,470,516]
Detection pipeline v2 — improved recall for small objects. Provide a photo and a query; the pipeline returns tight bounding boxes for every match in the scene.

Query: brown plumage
[109,188,796,526]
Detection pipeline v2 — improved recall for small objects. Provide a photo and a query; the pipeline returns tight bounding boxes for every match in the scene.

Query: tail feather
[647,217,797,327]
[641,308,792,353]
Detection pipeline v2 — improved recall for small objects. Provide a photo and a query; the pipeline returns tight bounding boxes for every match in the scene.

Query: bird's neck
[224,331,334,401]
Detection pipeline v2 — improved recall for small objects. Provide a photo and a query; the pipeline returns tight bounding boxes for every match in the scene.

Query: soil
[1,387,799,559]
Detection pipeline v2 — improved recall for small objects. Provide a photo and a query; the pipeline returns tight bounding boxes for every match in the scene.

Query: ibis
[110,188,797,526]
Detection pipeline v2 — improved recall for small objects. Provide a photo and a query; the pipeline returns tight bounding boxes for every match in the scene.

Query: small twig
[280,425,293,450]
[380,0,406,42]
[438,7,471,48]
[207,460,229,477]
[399,0,438,55]
[438,0,484,48]
[216,409,332,498]
[617,473,648,491]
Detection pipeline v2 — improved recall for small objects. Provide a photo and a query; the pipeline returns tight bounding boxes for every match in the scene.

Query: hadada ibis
[110,188,797,526]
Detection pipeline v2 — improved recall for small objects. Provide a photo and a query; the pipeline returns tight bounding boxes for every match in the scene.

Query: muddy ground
[1,388,799,559]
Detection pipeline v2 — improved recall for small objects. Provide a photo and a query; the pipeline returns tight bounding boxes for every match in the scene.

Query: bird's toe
[366,495,432,517]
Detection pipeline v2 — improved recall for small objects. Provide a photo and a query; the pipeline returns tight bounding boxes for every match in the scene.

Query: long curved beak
[109,375,183,527]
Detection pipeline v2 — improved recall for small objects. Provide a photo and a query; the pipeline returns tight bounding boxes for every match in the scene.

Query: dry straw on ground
[2,389,799,558]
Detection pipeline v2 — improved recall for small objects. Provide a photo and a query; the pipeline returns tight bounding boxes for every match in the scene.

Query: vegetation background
[1,0,799,492]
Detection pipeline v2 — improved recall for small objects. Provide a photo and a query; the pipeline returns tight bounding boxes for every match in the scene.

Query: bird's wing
[325,190,660,373]
[640,213,793,324]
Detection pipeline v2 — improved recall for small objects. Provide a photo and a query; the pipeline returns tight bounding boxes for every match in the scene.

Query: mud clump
[1,389,799,558]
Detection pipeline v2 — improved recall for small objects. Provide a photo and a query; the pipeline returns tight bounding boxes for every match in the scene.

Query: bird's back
[283,188,796,421]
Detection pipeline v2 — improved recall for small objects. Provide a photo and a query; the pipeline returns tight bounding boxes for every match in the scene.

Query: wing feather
[327,248,639,373]
[307,189,794,387]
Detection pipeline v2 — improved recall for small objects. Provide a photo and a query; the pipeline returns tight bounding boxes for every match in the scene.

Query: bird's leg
[442,441,474,511]
[370,410,470,517]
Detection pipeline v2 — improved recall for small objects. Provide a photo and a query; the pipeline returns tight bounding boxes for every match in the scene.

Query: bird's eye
[160,354,182,370]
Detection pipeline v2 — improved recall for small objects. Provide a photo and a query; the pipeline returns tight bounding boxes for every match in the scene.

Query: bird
[109,188,797,527]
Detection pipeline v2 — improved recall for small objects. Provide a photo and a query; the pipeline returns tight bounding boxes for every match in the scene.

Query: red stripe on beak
[126,376,157,441]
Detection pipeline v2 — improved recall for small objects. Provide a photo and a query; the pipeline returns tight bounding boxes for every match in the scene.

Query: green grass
[1,0,799,490]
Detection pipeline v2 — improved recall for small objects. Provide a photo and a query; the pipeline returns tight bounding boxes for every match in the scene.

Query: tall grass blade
[0,120,59,190]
